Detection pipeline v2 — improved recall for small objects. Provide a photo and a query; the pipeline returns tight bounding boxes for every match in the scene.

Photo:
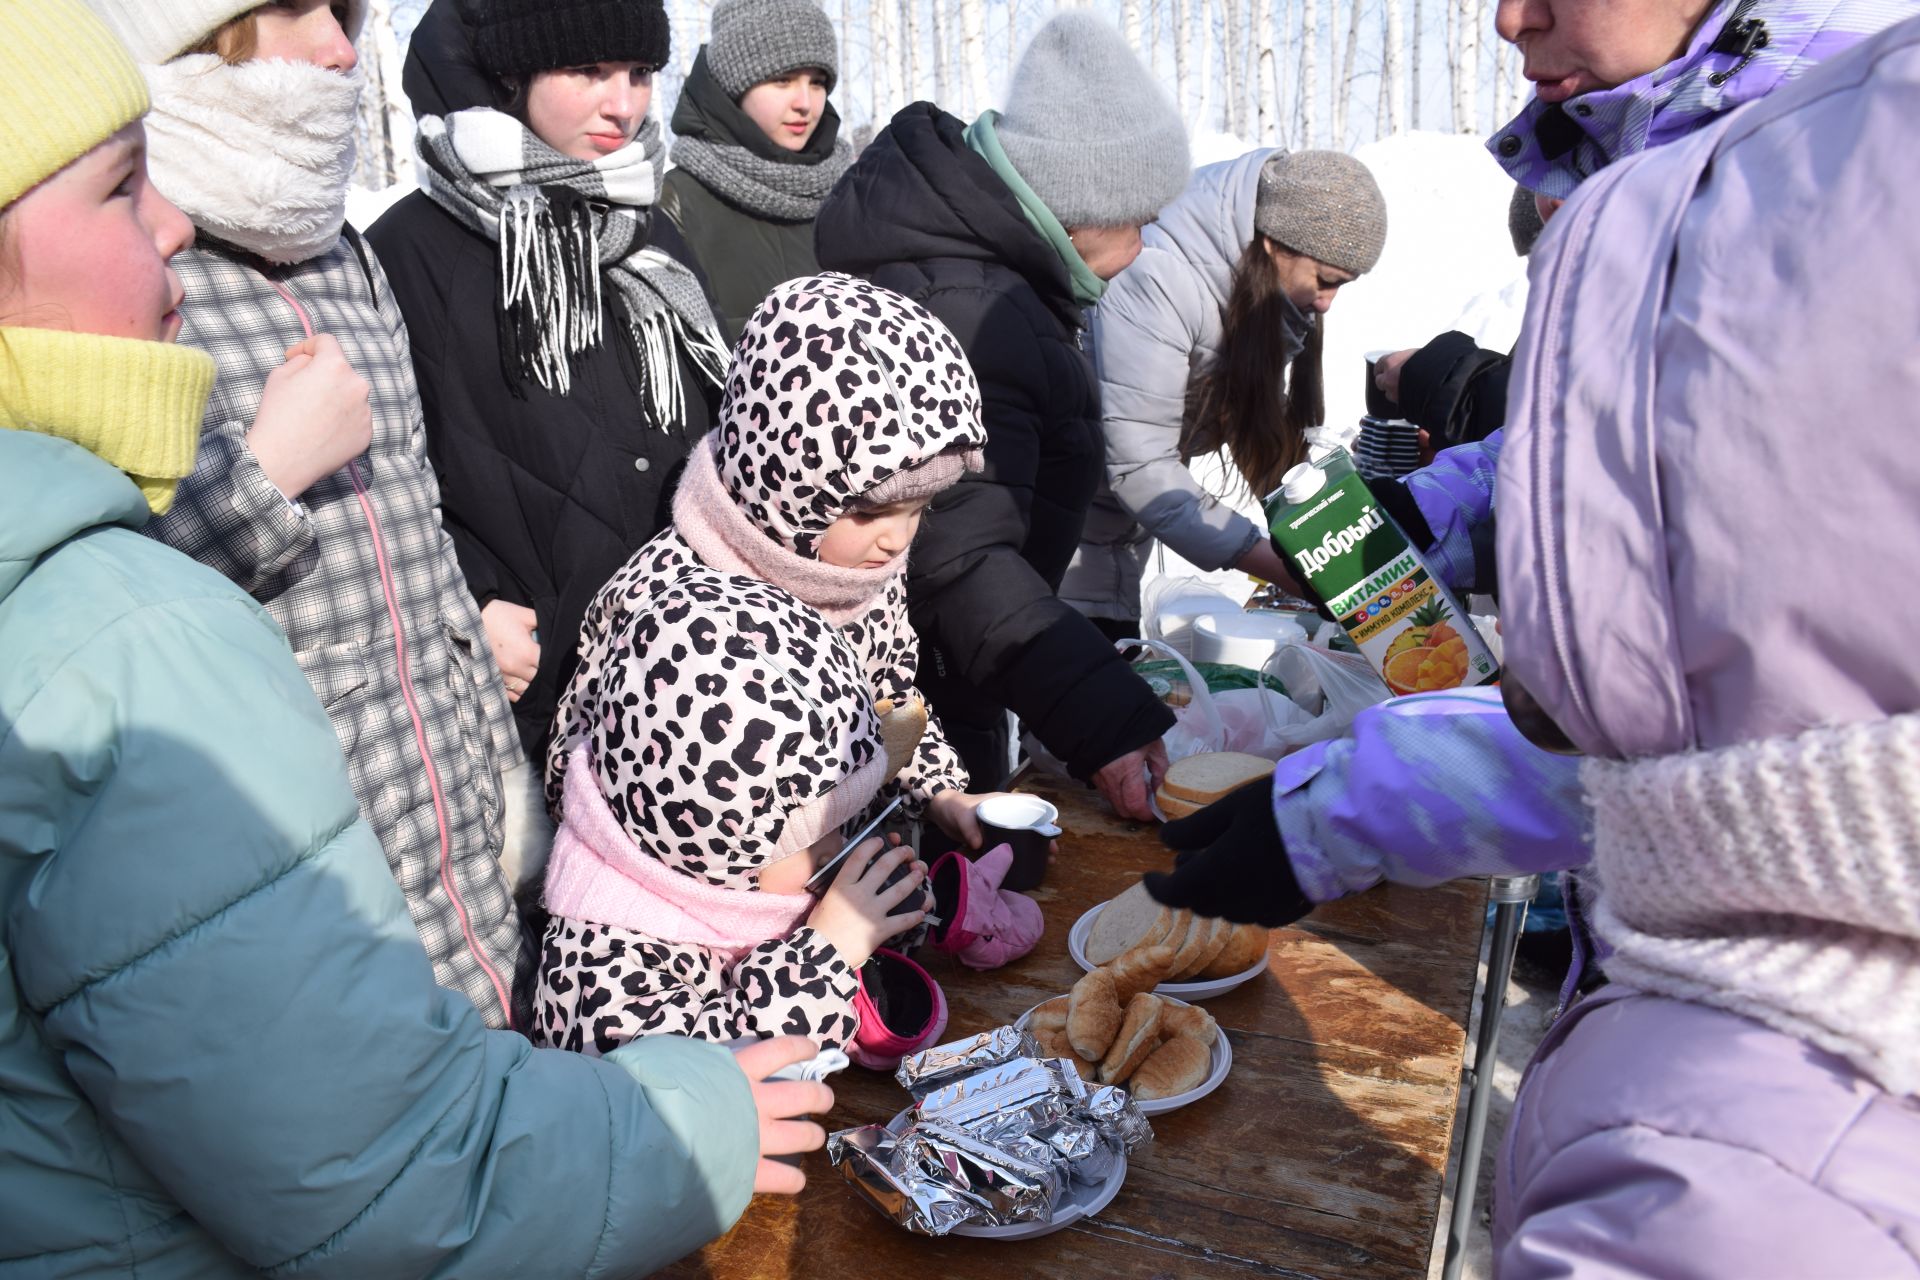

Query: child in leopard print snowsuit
[534,273,988,1055]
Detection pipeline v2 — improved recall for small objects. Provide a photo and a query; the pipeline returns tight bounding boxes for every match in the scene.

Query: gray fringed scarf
[417,108,728,419]
[668,133,852,221]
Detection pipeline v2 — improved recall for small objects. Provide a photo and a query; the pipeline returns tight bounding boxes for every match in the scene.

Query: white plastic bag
[1120,638,1314,761]
[1259,640,1393,753]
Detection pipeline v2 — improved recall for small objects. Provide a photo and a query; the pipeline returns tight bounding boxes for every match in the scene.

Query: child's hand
[807,837,927,968]
[248,334,373,499]
[732,1036,834,1195]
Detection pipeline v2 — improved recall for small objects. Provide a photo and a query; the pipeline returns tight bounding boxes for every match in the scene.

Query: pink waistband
[544,745,815,952]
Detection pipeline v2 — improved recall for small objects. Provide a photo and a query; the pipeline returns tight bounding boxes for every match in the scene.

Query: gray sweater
[1064,148,1277,620]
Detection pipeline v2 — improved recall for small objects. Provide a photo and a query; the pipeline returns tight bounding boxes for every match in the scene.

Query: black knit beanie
[473,0,671,78]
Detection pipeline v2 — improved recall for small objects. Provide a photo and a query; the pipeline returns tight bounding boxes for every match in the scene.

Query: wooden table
[663,774,1487,1280]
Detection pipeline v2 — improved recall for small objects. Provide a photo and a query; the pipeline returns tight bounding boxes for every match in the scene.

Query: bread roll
[1067,968,1123,1060]
[1099,993,1165,1084]
[873,695,928,782]
[1085,883,1164,965]
[1129,1034,1212,1101]
[1199,923,1271,979]
[1032,1024,1100,1079]
[1160,752,1276,806]
[1106,943,1177,1004]
[1157,1001,1218,1048]
[1029,996,1070,1037]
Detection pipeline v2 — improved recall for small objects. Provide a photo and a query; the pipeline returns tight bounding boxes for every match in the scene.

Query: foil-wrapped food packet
[895,1027,1039,1098]
[828,1123,978,1237]
[914,1057,1068,1128]
[899,1119,1062,1223]
[831,1027,1156,1237]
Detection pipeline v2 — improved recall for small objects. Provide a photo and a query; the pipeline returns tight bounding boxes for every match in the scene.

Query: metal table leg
[1442,873,1540,1280]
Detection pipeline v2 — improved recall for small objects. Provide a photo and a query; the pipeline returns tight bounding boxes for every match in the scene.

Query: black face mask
[1501,671,1581,757]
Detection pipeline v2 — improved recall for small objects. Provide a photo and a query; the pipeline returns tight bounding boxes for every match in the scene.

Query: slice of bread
[1085,883,1165,965]
[1172,916,1233,980]
[1199,923,1271,979]
[1161,751,1278,806]
[1155,789,1205,821]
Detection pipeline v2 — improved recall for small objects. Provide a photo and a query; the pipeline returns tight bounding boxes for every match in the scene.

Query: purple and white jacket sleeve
[1273,686,1589,901]
[1400,431,1502,594]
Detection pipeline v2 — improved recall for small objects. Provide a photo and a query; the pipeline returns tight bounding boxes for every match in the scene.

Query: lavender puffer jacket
[1494,20,1920,1273]
[1498,987,1920,1278]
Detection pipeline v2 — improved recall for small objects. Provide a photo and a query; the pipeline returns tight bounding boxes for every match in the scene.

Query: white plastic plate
[1015,999,1232,1116]
[1069,904,1268,1000]
[884,1108,1128,1239]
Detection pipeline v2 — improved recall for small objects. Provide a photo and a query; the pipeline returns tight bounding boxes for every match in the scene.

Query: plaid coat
[149,236,524,1028]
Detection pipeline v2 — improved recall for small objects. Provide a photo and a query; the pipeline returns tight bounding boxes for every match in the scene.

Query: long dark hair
[1180,235,1323,499]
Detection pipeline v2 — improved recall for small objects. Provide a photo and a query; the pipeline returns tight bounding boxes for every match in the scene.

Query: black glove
[1143,779,1311,928]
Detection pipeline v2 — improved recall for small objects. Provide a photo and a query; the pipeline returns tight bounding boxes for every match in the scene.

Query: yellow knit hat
[0,0,151,210]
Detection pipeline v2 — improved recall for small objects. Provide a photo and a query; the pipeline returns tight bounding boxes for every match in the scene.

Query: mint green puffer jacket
[0,430,756,1278]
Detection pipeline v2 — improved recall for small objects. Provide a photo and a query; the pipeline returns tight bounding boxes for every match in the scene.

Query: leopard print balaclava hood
[712,272,986,559]
[589,571,889,888]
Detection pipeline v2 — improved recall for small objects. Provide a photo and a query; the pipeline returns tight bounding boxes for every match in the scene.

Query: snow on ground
[1135,130,1531,611]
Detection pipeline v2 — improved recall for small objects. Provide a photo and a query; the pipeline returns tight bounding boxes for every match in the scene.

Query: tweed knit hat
[1254,150,1388,276]
[996,12,1190,228]
[473,0,671,78]
[2,0,150,209]
[706,0,838,97]
[83,0,368,64]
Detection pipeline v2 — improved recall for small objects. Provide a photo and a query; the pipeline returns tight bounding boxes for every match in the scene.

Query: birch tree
[1174,0,1194,122]
[1452,0,1479,132]
[1299,0,1318,144]
[872,0,904,120]
[958,0,988,115]
[1333,0,1362,147]
[1122,0,1144,49]
[1197,0,1214,129]
[901,0,920,101]
[352,0,414,188]
[1410,0,1422,128]
[1383,0,1404,133]
[1256,0,1279,144]
[929,0,948,103]
[1222,0,1243,135]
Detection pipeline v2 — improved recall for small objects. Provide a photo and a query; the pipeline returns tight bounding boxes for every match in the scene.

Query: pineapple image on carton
[1265,461,1498,696]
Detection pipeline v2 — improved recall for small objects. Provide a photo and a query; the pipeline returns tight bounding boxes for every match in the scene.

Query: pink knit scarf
[544,746,815,961]
[672,433,901,626]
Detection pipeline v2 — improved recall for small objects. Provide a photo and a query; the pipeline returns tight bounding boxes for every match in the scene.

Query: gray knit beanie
[1254,150,1388,276]
[995,12,1190,228]
[706,0,838,97]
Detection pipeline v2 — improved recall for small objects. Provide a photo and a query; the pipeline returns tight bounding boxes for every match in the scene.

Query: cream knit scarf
[143,56,361,266]
[1585,713,1920,1095]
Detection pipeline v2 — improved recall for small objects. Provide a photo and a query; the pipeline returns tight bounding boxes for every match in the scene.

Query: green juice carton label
[1266,462,1498,696]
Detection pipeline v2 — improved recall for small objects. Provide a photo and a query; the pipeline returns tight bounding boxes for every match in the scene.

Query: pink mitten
[850,948,949,1071]
[927,845,1045,970]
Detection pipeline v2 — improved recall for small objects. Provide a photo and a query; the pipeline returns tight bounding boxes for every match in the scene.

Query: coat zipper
[266,273,515,1029]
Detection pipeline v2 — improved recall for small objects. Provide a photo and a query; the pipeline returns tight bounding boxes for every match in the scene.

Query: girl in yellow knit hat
[0,6,827,1273]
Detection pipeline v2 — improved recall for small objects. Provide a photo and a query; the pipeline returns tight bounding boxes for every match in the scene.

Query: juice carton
[1265,461,1498,696]
[1308,441,1356,482]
